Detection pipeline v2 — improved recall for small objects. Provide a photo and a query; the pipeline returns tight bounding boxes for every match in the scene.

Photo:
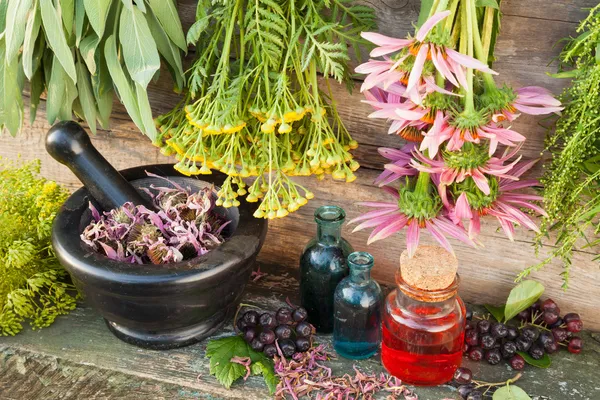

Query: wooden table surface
[1,263,598,400]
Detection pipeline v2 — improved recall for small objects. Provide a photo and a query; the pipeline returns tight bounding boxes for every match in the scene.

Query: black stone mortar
[48,122,268,349]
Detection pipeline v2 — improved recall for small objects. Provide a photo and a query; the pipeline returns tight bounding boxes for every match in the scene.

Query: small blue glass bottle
[300,205,353,333]
[333,251,382,359]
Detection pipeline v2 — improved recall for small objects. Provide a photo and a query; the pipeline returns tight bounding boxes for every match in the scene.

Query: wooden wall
[1,0,599,329]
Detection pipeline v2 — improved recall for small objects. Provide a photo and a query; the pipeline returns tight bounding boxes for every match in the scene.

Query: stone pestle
[45,121,157,212]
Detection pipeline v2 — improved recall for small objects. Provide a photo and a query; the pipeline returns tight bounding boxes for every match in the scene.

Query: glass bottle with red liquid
[381,246,466,386]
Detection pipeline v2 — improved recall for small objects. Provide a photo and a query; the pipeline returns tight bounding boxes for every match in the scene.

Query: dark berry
[563,313,580,323]
[463,343,470,354]
[540,299,560,315]
[545,340,559,354]
[236,318,250,331]
[531,300,542,311]
[275,324,293,340]
[242,310,259,326]
[517,309,530,321]
[259,312,276,329]
[485,348,502,365]
[458,384,475,399]
[510,354,525,370]
[465,308,473,321]
[465,329,479,346]
[538,331,555,348]
[515,336,533,352]
[477,320,491,334]
[568,337,583,354]
[263,344,277,358]
[243,327,257,343]
[467,390,483,400]
[453,367,473,385]
[529,344,545,360]
[543,311,559,326]
[491,322,508,339]
[506,326,519,341]
[468,347,484,361]
[501,341,517,359]
[295,321,312,337]
[520,326,539,341]
[480,334,496,350]
[276,307,293,324]
[295,337,310,352]
[552,327,569,343]
[280,339,297,358]
[292,307,308,322]
[549,317,564,329]
[259,329,276,345]
[250,338,265,352]
[566,319,583,333]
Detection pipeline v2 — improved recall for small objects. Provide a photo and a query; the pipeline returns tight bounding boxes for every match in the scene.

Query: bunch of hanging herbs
[0,0,186,138]
[0,159,77,336]
[350,0,562,257]
[523,5,600,287]
[155,0,376,219]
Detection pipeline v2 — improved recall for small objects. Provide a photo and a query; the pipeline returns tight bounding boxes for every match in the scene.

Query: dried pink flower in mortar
[81,172,229,264]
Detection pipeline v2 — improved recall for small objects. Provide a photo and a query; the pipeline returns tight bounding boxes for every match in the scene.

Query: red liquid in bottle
[381,291,466,386]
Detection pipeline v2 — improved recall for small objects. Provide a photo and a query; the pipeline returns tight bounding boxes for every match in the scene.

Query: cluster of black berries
[236,306,313,358]
[464,299,584,373]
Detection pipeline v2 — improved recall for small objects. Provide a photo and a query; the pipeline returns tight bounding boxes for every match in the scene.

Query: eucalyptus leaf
[0,0,8,33]
[59,0,75,37]
[144,7,184,91]
[3,49,24,135]
[92,49,114,129]
[29,67,44,124]
[104,35,144,132]
[504,280,544,321]
[484,304,505,322]
[516,351,551,368]
[79,34,100,74]
[23,1,41,79]
[83,0,111,39]
[146,0,187,51]
[493,385,532,400]
[119,5,160,89]
[5,0,33,63]
[135,82,157,141]
[76,60,97,134]
[40,0,77,83]
[46,55,77,124]
[75,0,85,46]
[0,39,5,129]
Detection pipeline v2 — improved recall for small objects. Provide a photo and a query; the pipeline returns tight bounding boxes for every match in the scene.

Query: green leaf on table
[76,60,98,134]
[504,280,544,321]
[40,0,77,83]
[484,304,506,322]
[22,1,41,79]
[104,35,144,132]
[119,5,160,89]
[146,0,187,52]
[476,0,499,9]
[516,351,551,368]
[206,335,278,394]
[83,0,111,39]
[493,385,532,400]
[5,0,33,64]
[547,70,578,79]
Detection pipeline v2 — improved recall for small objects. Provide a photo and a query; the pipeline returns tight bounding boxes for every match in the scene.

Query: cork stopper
[399,245,458,291]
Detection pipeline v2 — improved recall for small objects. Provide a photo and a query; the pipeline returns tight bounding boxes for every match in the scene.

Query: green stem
[415,171,431,196]
[470,0,496,90]
[481,7,496,63]
[462,0,475,112]
[444,0,461,32]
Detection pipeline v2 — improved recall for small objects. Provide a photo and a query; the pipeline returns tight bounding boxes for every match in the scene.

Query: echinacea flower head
[374,145,418,187]
[350,183,476,257]
[481,86,563,123]
[450,159,546,240]
[358,11,497,104]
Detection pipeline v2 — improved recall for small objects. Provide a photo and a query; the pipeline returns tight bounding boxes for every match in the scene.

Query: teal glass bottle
[300,205,353,333]
[333,252,382,359]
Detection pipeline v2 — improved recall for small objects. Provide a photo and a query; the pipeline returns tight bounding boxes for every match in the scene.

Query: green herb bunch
[0,158,77,336]
[0,0,186,139]
[155,0,375,219]
[523,5,600,287]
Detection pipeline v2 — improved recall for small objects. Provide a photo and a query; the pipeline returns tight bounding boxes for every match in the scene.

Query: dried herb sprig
[273,344,418,400]
[155,0,376,219]
[524,5,600,287]
[0,158,77,336]
[81,173,229,264]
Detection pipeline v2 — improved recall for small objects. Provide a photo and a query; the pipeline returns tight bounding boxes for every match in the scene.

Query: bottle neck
[350,267,371,283]
[395,271,460,316]
[317,222,342,245]
[347,251,374,284]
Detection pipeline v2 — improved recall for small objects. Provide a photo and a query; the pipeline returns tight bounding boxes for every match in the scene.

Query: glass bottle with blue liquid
[333,251,382,359]
[300,205,353,333]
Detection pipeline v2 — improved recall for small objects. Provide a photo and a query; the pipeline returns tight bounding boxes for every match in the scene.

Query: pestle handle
[46,121,156,212]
